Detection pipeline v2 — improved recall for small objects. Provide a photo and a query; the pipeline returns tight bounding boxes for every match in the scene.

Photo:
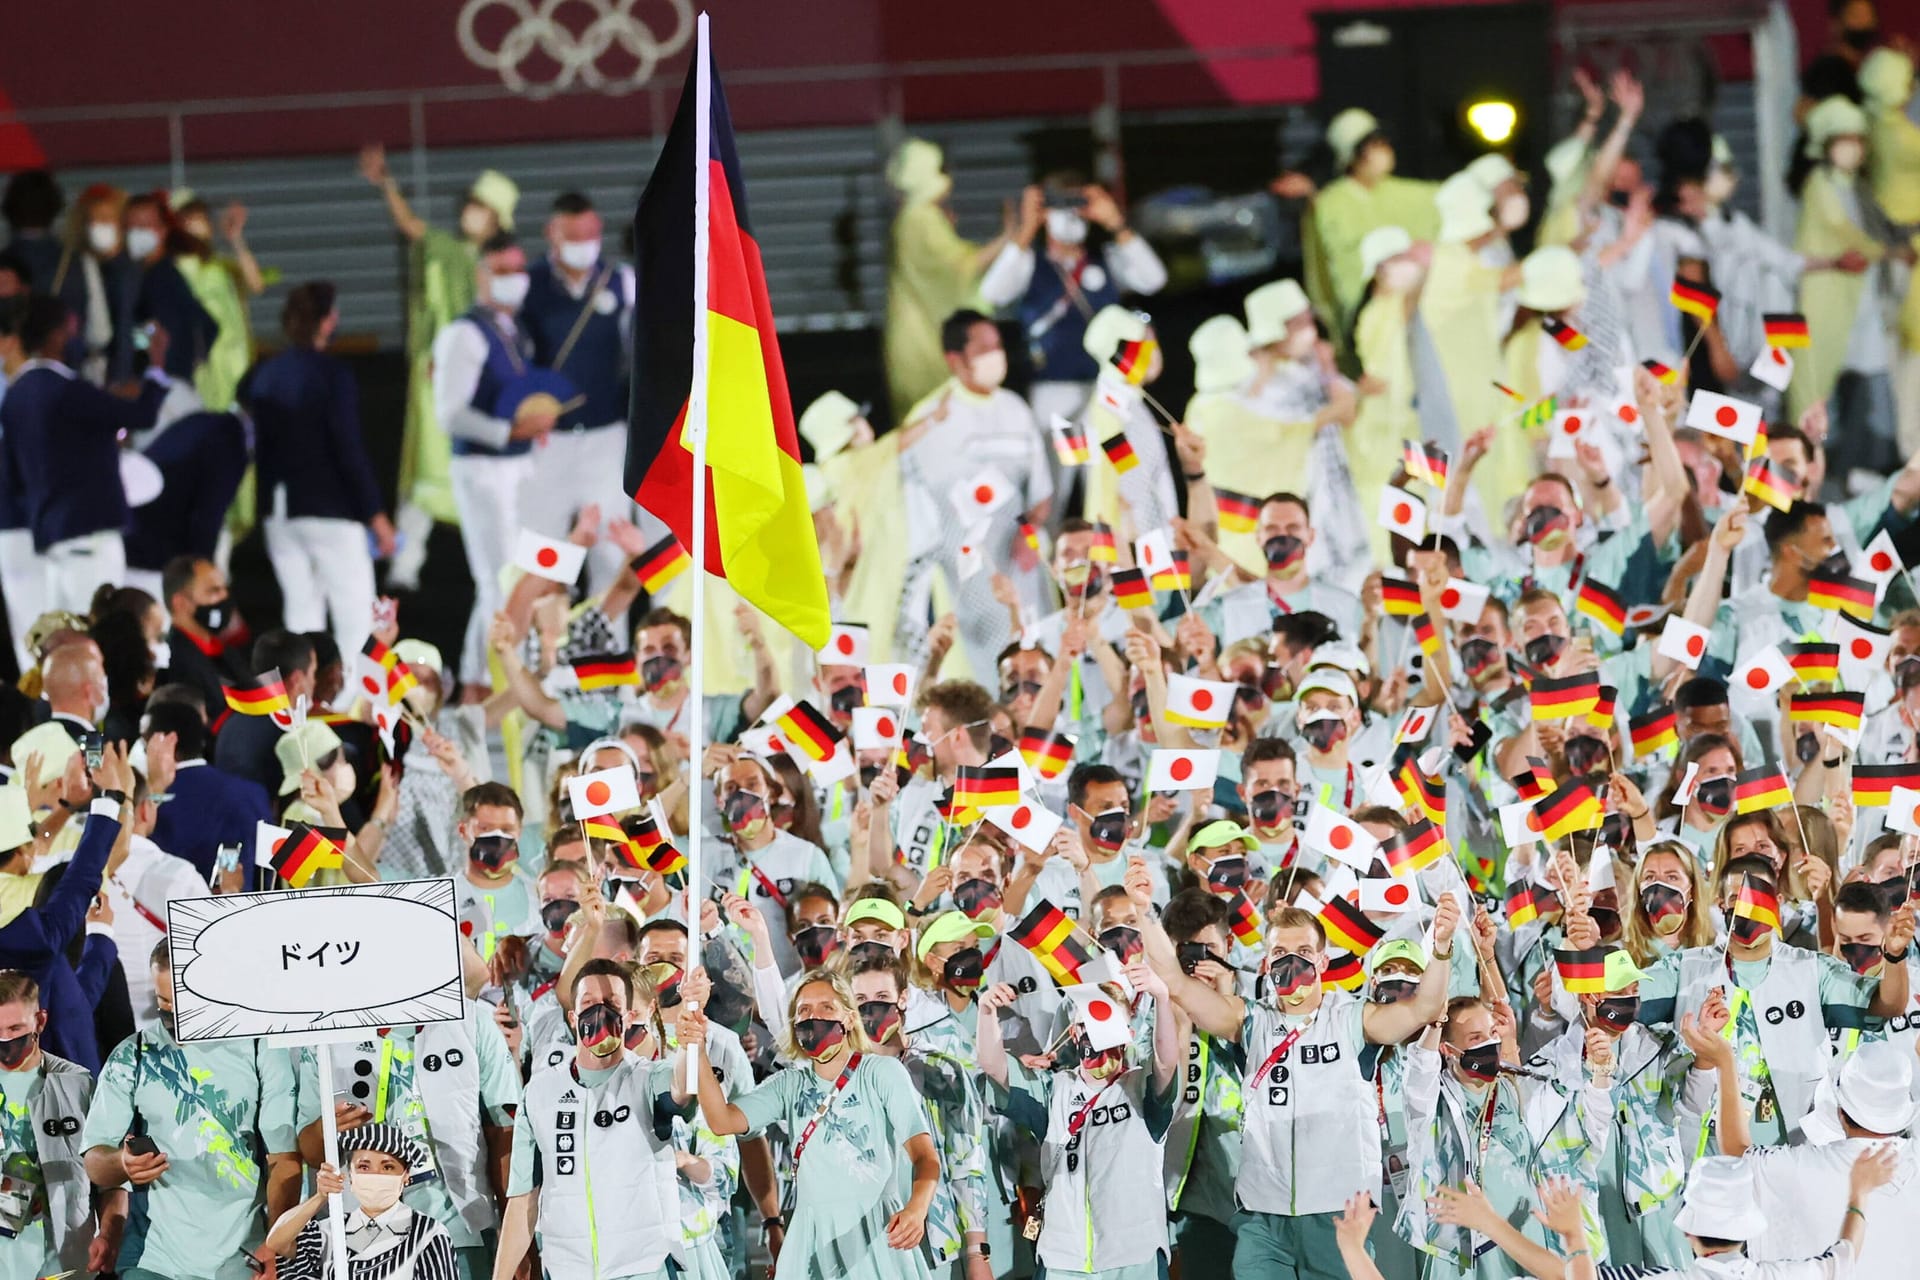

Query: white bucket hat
[888,138,950,203]
[1189,315,1256,394]
[1435,173,1495,244]
[1835,1039,1918,1134]
[1518,246,1585,314]
[1244,280,1310,348]
[799,390,865,462]
[1804,95,1870,157]
[1082,305,1149,362]
[1359,226,1414,282]
[1465,153,1517,193]
[1327,108,1382,170]
[1672,1157,1767,1241]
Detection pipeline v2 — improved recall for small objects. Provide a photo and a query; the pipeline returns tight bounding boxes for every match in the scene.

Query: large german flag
[1554,946,1608,995]
[1853,763,1920,808]
[1317,895,1384,955]
[272,823,344,889]
[627,29,829,648]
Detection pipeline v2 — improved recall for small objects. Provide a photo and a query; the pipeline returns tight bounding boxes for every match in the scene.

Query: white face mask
[1046,209,1088,246]
[351,1170,405,1214]
[1703,167,1737,205]
[969,348,1007,390]
[125,227,161,260]
[489,272,530,309]
[1829,138,1866,173]
[1496,191,1530,231]
[1379,259,1423,293]
[149,640,171,670]
[558,239,600,271]
[88,223,120,255]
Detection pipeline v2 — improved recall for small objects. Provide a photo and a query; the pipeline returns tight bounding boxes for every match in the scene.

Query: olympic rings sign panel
[458,0,696,98]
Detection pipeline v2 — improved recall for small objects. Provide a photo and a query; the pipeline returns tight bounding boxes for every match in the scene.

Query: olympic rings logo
[457,0,695,98]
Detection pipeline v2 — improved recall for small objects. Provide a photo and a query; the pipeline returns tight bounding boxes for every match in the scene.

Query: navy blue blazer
[241,349,385,523]
[124,410,250,572]
[135,259,218,382]
[0,803,121,1073]
[149,761,271,881]
[0,364,168,550]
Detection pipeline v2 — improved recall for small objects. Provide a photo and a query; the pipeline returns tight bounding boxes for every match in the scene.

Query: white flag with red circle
[817,624,870,667]
[1358,877,1417,914]
[1165,674,1234,729]
[1063,982,1131,1051]
[1438,578,1491,624]
[1147,748,1219,792]
[1378,488,1428,541]
[1656,616,1711,670]
[864,664,915,708]
[1836,613,1892,688]
[254,820,293,869]
[1304,803,1381,870]
[952,468,1016,520]
[567,765,641,818]
[1889,787,1920,836]
[851,707,901,751]
[513,530,587,584]
[1732,644,1796,698]
[986,799,1063,853]
[1750,344,1793,392]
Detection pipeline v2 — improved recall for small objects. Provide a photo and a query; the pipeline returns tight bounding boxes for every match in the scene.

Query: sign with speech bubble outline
[168,878,466,1042]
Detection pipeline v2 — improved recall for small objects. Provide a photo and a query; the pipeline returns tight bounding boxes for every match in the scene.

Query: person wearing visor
[268,1124,458,1280]
[1180,819,1267,972]
[1192,492,1364,645]
[911,908,1046,1065]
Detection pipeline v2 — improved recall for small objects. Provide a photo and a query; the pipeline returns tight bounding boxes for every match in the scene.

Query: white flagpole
[684,9,711,1095]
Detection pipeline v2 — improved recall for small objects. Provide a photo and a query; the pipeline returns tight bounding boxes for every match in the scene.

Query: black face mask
[0,1029,35,1070]
[1098,925,1143,961]
[1894,656,1920,691]
[1261,663,1293,701]
[1795,730,1822,765]
[848,939,897,966]
[1841,941,1884,975]
[1731,912,1773,945]
[1606,189,1631,209]
[1263,535,1306,573]
[1457,1040,1502,1081]
[1267,953,1318,1000]
[469,834,519,872]
[1235,681,1265,711]
[1205,856,1250,893]
[1459,638,1500,681]
[1130,690,1150,724]
[1843,26,1879,51]
[1594,996,1639,1031]
[1524,505,1571,547]
[858,763,882,789]
[1695,777,1735,816]
[539,899,579,936]
[1371,977,1419,1005]
[576,1002,624,1056]
[1249,789,1290,830]
[1001,680,1044,704]
[645,962,684,1008]
[1524,633,1567,668]
[1641,883,1688,935]
[1078,567,1105,599]
[952,877,1002,919]
[829,683,864,717]
[1815,549,1852,579]
[193,600,228,633]
[624,1020,654,1051]
[640,654,683,691]
[1089,809,1130,851]
[792,925,837,968]
[1176,942,1217,975]
[722,789,768,833]
[858,999,902,1043]
[988,734,1013,760]
[794,1018,848,1059]
[942,946,985,992]
[1300,716,1347,753]
[1564,735,1608,776]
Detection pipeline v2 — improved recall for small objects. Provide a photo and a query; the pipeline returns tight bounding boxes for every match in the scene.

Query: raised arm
[1140,914,1244,1041]
[973,982,1018,1088]
[677,1005,752,1136]
[360,144,427,242]
[1362,894,1458,1043]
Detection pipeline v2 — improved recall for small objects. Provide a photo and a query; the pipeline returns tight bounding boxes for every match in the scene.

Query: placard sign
[167,878,466,1042]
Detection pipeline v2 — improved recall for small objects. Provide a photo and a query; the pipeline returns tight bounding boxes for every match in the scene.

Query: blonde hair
[1709,810,1792,888]
[1622,840,1717,964]
[780,969,872,1061]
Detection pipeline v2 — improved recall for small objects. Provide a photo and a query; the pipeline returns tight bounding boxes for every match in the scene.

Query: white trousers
[519,424,636,594]
[43,530,123,617]
[0,528,46,673]
[450,451,535,683]
[263,515,377,657]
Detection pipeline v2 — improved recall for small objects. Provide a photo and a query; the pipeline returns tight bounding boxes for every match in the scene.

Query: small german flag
[774,700,842,762]
[1531,781,1602,842]
[1853,763,1920,807]
[1733,766,1793,814]
[1762,312,1811,349]
[1783,641,1841,685]
[1530,672,1602,721]
[1510,760,1553,803]
[384,659,419,704]
[224,674,291,718]
[632,532,692,594]
[1010,900,1097,986]
[1380,818,1447,876]
[1395,759,1447,824]
[1381,574,1423,617]
[1642,358,1679,385]
[1020,522,1040,552]
[1114,336,1158,386]
[1734,874,1781,934]
[272,823,345,889]
[1152,549,1191,594]
[934,786,981,826]
[581,815,627,845]
[1493,381,1526,402]
[1519,396,1558,430]
[1586,684,1618,732]
[629,812,686,874]
[1227,890,1262,949]
[1505,883,1541,928]
[1088,522,1118,563]
[1542,317,1588,351]
[1053,420,1090,466]
[1554,946,1609,995]
[1808,569,1877,621]
[1789,691,1866,732]
[1574,578,1628,638]
[1745,454,1794,513]
[1629,705,1679,756]
[1215,487,1260,534]
[1018,728,1076,781]
[1318,895,1385,955]
[1670,278,1721,322]
[1411,612,1442,658]
[1322,951,1367,992]
[1101,433,1139,475]
[1111,566,1154,611]
[953,765,1021,812]
[573,654,641,691]
[362,636,398,674]
[1402,440,1450,490]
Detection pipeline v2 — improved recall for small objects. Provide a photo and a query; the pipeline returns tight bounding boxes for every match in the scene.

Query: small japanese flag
[1359,878,1417,914]
[1685,390,1762,446]
[851,706,901,751]
[1552,406,1594,442]
[1379,487,1428,542]
[254,819,293,869]
[1836,613,1892,688]
[1888,787,1920,837]
[1147,748,1220,792]
[1165,673,1235,729]
[567,765,641,818]
[1750,344,1794,393]
[1858,529,1902,589]
[807,740,857,786]
[1438,578,1491,624]
[864,664,915,708]
[1135,529,1173,579]
[1656,616,1711,670]
[957,521,990,582]
[1304,803,1381,870]
[1063,983,1130,1052]
[1732,644,1796,698]
[514,530,588,584]
[740,724,802,765]
[1498,800,1542,850]
[370,702,397,756]
[1394,705,1436,746]
[1609,367,1642,430]
[986,799,1063,853]
[952,468,1015,519]
[817,624,870,667]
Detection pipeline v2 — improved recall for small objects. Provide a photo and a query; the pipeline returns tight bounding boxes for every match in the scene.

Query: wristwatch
[760,1215,785,1233]
[96,789,129,808]
[1884,944,1910,963]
